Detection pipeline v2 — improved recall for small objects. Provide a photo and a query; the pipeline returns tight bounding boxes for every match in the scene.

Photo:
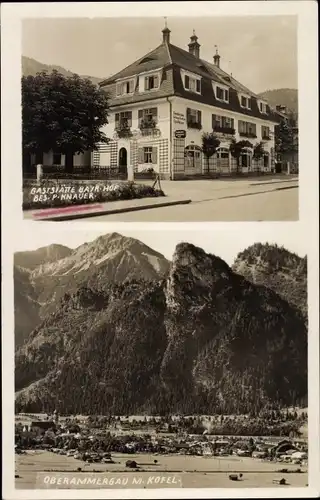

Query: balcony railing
[139,118,160,136]
[213,125,235,135]
[187,120,202,130]
[115,124,133,138]
[239,131,257,139]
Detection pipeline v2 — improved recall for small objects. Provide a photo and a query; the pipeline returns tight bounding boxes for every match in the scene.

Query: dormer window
[216,86,229,102]
[213,83,229,103]
[259,101,268,114]
[144,74,159,91]
[116,79,135,97]
[240,94,251,110]
[181,70,201,94]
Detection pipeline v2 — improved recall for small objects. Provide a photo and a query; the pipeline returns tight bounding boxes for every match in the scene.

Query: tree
[201,132,220,174]
[229,139,253,173]
[274,113,298,167]
[22,70,109,173]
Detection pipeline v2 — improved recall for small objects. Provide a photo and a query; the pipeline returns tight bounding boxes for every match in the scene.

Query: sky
[22,15,297,94]
[14,223,307,264]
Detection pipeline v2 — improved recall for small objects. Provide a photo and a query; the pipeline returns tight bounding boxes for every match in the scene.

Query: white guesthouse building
[94,25,278,179]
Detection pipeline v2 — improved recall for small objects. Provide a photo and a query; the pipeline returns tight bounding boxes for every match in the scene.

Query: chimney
[162,18,171,44]
[188,30,200,58]
[213,47,221,68]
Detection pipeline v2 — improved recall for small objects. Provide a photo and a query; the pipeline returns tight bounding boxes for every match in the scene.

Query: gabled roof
[101,41,259,99]
[100,44,171,85]
[100,38,278,122]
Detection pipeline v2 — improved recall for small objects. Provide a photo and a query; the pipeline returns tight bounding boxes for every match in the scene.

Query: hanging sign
[175,130,186,139]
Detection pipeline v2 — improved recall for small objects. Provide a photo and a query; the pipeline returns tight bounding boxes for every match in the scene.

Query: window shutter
[144,76,149,91]
[231,118,234,128]
[154,75,159,88]
[138,148,144,164]
[197,110,202,125]
[185,75,190,89]
[212,114,216,128]
[128,111,132,127]
[151,147,157,165]
[186,108,191,121]
[116,84,121,96]
[115,113,120,129]
[196,79,201,93]
[150,107,157,122]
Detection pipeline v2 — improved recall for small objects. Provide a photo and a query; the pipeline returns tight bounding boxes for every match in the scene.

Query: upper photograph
[22,16,299,222]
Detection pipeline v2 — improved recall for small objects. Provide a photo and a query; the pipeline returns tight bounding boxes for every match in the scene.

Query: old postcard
[1,3,309,223]
[8,223,313,496]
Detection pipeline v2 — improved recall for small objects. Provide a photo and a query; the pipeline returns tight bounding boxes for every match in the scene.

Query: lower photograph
[13,225,308,492]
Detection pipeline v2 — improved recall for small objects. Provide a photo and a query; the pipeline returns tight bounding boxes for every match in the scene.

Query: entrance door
[184,145,202,174]
[217,148,230,174]
[119,147,128,174]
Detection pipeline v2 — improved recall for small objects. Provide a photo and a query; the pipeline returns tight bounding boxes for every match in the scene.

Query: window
[186,108,202,129]
[212,114,234,132]
[138,107,158,127]
[144,147,153,163]
[238,120,256,137]
[261,125,270,139]
[52,153,62,165]
[240,95,251,109]
[116,79,135,96]
[138,146,158,164]
[144,74,159,91]
[217,147,229,159]
[184,145,202,168]
[216,86,229,102]
[184,74,201,94]
[259,102,267,114]
[115,111,132,130]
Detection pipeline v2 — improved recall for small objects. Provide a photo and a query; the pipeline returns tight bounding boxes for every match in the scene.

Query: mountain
[232,243,307,319]
[258,88,298,115]
[22,56,103,86]
[14,233,170,349]
[15,239,307,415]
[15,244,72,271]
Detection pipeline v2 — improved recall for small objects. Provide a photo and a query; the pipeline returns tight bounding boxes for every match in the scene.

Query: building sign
[175,130,186,139]
[173,112,185,125]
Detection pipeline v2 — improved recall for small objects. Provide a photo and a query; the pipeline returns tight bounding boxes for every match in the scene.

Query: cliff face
[232,243,307,318]
[15,239,307,415]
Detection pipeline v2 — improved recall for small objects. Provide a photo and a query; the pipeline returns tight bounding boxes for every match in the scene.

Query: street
[78,177,299,222]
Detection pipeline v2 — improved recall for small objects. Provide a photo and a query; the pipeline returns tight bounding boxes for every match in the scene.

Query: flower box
[187,121,202,130]
[213,126,236,135]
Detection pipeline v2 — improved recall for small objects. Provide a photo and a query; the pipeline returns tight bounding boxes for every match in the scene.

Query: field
[15,450,308,489]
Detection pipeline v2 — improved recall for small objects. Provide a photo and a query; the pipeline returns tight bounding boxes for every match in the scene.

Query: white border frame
[1,2,319,499]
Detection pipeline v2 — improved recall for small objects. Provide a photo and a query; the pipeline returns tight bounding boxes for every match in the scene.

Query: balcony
[187,120,202,130]
[213,125,235,135]
[139,118,160,137]
[262,135,272,140]
[115,122,133,139]
[239,131,257,139]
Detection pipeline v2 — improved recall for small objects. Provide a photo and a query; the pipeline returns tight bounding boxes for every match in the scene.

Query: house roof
[100,38,278,122]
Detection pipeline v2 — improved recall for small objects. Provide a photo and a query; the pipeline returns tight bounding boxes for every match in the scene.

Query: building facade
[96,25,279,179]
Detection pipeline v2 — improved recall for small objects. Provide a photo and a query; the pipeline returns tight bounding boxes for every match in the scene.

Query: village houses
[94,23,279,179]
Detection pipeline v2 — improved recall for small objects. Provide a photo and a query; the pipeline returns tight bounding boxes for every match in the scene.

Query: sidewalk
[23,195,191,221]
